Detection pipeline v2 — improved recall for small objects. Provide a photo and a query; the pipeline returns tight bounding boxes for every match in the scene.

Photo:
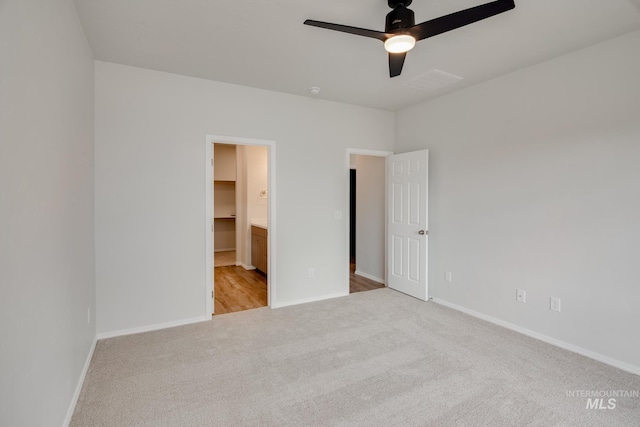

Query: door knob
[418,230,428,235]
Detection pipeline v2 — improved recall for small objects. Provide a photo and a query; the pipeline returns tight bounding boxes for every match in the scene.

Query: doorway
[347,149,392,294]
[206,136,276,316]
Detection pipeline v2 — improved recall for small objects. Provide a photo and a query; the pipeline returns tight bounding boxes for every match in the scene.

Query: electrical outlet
[445,272,452,283]
[308,268,315,278]
[516,289,526,303]
[550,297,561,312]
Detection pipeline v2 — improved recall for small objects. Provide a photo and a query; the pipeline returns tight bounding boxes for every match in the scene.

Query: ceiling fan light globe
[384,34,416,53]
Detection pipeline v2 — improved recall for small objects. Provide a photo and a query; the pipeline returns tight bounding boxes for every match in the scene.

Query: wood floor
[214,261,381,315]
[214,266,267,315]
[214,250,236,267]
[350,261,385,293]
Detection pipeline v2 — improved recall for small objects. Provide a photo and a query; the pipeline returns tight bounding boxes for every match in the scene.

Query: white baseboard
[96,316,210,340]
[354,270,385,285]
[237,262,256,270]
[64,335,97,426]
[272,291,349,309]
[430,297,640,377]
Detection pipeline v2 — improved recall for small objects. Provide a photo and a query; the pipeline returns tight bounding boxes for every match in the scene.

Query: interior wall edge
[63,336,97,426]
[431,298,640,377]
[271,291,350,309]
[96,316,210,340]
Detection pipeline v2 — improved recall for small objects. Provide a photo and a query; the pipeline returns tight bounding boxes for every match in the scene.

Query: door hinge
[211,158,214,166]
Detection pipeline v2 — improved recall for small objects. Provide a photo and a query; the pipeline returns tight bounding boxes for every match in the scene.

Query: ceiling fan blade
[304,20,387,41]
[389,52,407,78]
[409,0,515,41]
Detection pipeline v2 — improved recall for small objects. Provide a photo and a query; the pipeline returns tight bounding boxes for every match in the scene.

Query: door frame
[344,148,394,294]
[206,135,276,316]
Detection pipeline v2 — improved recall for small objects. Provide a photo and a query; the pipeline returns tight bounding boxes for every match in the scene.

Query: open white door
[387,150,429,301]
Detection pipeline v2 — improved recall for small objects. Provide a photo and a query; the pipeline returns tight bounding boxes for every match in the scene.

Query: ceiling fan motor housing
[386,4,415,33]
[388,0,412,7]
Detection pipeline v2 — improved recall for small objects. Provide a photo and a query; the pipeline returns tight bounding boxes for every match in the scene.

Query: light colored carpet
[72,289,640,426]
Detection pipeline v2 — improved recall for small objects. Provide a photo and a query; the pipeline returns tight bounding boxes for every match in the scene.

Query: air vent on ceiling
[403,69,463,93]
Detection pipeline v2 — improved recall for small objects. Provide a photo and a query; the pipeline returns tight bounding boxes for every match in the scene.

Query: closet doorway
[347,150,390,294]
[206,136,275,316]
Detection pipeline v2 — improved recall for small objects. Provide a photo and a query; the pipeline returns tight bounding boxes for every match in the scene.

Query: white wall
[95,61,395,334]
[396,30,640,370]
[354,155,386,283]
[236,145,269,267]
[235,146,249,266]
[246,145,268,224]
[0,0,95,425]
[235,145,268,267]
[213,143,237,181]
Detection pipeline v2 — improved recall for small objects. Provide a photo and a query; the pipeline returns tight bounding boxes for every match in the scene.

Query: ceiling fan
[304,0,515,78]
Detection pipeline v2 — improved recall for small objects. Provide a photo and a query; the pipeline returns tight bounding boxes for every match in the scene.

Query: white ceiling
[73,0,640,111]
